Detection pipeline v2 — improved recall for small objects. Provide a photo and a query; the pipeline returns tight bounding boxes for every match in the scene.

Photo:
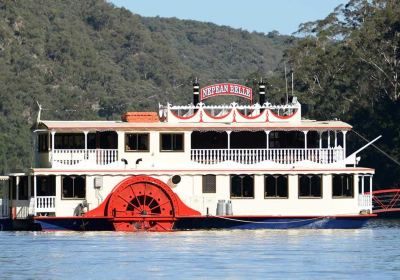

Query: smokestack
[259,80,266,106]
[193,79,200,106]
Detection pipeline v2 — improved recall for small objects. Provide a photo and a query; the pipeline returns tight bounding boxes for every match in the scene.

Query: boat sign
[200,83,252,101]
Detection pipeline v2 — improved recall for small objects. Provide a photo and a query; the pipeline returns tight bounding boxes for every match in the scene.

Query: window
[55,133,85,149]
[62,176,86,199]
[36,176,56,196]
[160,133,184,151]
[230,131,266,149]
[18,176,29,200]
[202,175,216,193]
[125,133,149,152]
[358,175,372,193]
[191,131,227,149]
[299,175,322,198]
[230,175,254,198]
[265,175,288,198]
[332,174,354,198]
[9,177,16,200]
[269,131,304,149]
[30,176,34,197]
[87,131,118,149]
[38,133,50,152]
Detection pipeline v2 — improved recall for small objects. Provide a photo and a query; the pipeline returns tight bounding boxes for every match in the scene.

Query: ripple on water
[0,220,399,279]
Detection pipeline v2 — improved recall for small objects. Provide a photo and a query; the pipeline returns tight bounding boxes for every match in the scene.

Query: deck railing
[358,194,372,211]
[36,196,56,213]
[190,148,344,165]
[52,149,118,166]
[16,206,30,219]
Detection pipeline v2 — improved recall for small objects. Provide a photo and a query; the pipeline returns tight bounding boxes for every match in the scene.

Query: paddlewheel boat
[0,82,378,231]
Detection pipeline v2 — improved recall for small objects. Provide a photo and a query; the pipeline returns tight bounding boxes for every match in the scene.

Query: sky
[110,0,348,35]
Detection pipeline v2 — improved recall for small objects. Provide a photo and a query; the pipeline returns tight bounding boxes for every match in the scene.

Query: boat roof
[37,119,352,132]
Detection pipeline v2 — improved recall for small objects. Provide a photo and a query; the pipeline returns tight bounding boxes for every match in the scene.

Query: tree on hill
[0,0,291,173]
[283,0,400,187]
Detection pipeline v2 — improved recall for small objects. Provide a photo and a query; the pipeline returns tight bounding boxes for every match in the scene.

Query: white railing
[191,148,344,165]
[52,149,118,166]
[16,206,30,219]
[358,194,372,210]
[36,196,56,212]
[164,102,301,119]
[53,149,86,165]
[87,149,119,165]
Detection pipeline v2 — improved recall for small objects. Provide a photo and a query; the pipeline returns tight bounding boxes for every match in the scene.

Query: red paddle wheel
[108,179,175,231]
[84,176,200,232]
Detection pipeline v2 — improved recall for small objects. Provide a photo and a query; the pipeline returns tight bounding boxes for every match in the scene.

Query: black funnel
[193,81,200,106]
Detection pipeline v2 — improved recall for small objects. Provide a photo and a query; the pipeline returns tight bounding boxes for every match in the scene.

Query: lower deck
[2,169,373,220]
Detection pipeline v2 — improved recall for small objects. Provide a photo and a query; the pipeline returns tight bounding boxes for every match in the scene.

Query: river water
[0,219,399,279]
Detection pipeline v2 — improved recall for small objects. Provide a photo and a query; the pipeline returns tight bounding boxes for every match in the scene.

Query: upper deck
[32,82,357,172]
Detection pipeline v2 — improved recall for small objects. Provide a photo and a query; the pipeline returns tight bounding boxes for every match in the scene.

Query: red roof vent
[121,112,159,123]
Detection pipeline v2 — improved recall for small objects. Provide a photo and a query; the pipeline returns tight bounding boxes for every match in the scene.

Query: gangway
[370,189,400,217]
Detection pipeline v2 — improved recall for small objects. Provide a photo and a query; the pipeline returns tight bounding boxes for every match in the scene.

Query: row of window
[37,132,184,152]
[202,174,354,199]
[9,176,80,200]
[39,130,343,152]
[38,132,119,151]
[125,133,183,152]
[8,174,355,200]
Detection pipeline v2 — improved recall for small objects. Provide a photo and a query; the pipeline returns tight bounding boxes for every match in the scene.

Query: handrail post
[265,130,270,162]
[369,175,373,212]
[327,130,331,148]
[361,175,365,194]
[334,130,338,147]
[227,131,231,161]
[303,131,308,150]
[83,131,88,160]
[265,130,270,149]
[33,175,37,216]
[51,130,56,166]
[342,131,347,158]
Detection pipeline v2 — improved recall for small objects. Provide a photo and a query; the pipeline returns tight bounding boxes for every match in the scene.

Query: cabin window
[62,176,86,199]
[125,133,149,152]
[30,176,34,197]
[55,133,85,149]
[9,177,16,200]
[230,175,254,198]
[332,174,354,198]
[202,175,216,193]
[191,131,227,149]
[160,133,184,152]
[87,131,118,149]
[18,176,29,200]
[358,175,372,193]
[269,131,304,149]
[231,131,266,149]
[299,175,322,198]
[264,175,288,198]
[36,176,56,196]
[38,133,50,152]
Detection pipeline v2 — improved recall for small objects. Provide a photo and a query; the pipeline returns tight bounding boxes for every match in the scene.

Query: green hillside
[1,0,399,188]
[0,0,291,172]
